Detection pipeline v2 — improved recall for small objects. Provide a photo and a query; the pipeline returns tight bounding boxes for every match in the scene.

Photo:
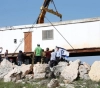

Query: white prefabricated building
[0,17,100,54]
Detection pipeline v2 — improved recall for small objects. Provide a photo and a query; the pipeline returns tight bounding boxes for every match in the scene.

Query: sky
[0,0,100,27]
[69,56,100,65]
[0,0,100,65]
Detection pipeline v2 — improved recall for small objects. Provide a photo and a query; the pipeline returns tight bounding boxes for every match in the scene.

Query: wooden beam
[41,6,62,19]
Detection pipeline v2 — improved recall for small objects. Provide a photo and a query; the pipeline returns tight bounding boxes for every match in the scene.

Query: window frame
[42,29,54,40]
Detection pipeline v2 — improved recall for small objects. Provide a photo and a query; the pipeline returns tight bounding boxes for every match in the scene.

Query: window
[42,30,53,40]
[14,39,17,44]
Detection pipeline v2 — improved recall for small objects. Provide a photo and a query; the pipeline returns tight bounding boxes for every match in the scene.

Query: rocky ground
[0,58,100,88]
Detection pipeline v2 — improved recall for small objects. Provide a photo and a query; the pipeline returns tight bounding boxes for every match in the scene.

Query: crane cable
[52,0,58,12]
[45,16,77,52]
[51,0,62,21]
[12,17,38,56]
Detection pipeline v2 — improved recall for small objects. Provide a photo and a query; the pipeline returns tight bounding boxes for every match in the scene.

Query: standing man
[55,47,61,65]
[41,49,46,64]
[34,44,42,64]
[17,50,24,66]
[4,50,8,60]
[45,48,51,64]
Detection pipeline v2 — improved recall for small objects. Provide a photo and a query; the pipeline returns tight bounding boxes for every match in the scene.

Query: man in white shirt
[50,49,57,69]
[55,47,61,64]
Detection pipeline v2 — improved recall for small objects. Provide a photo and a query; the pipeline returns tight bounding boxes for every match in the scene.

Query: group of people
[0,47,26,66]
[0,44,67,68]
[34,44,65,69]
[34,44,51,64]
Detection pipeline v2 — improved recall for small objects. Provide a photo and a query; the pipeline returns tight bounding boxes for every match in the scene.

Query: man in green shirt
[34,44,42,64]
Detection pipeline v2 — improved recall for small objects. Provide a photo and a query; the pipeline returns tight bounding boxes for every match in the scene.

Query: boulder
[4,67,22,82]
[83,74,90,80]
[4,64,33,82]
[1,59,13,67]
[79,65,88,74]
[47,79,59,88]
[79,73,90,80]
[0,59,14,79]
[63,79,72,84]
[61,59,81,82]
[34,64,49,79]
[45,71,56,79]
[25,74,33,80]
[58,62,69,66]
[83,62,91,72]
[79,65,87,79]
[19,64,33,76]
[89,61,100,82]
[79,64,90,80]
[53,62,68,77]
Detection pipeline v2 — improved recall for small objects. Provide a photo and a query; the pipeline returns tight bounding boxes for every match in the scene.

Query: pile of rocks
[0,59,91,83]
[35,59,91,83]
[1,58,100,88]
[0,59,33,82]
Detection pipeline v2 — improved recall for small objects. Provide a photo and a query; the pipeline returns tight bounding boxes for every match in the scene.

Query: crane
[36,0,62,24]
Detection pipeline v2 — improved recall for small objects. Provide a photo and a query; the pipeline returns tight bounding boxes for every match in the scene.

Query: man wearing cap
[34,44,42,64]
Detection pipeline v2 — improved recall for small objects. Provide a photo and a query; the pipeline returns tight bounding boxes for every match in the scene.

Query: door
[24,32,32,52]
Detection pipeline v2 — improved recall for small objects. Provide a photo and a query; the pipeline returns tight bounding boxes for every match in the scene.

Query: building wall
[0,29,28,54]
[32,21,100,50]
[0,19,100,54]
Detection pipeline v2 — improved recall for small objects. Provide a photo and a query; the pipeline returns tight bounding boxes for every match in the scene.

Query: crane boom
[36,0,62,24]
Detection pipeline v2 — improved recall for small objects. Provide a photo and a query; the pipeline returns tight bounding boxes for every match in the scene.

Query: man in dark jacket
[17,50,24,66]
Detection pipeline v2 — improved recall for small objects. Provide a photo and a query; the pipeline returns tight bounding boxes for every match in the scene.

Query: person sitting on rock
[55,47,61,65]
